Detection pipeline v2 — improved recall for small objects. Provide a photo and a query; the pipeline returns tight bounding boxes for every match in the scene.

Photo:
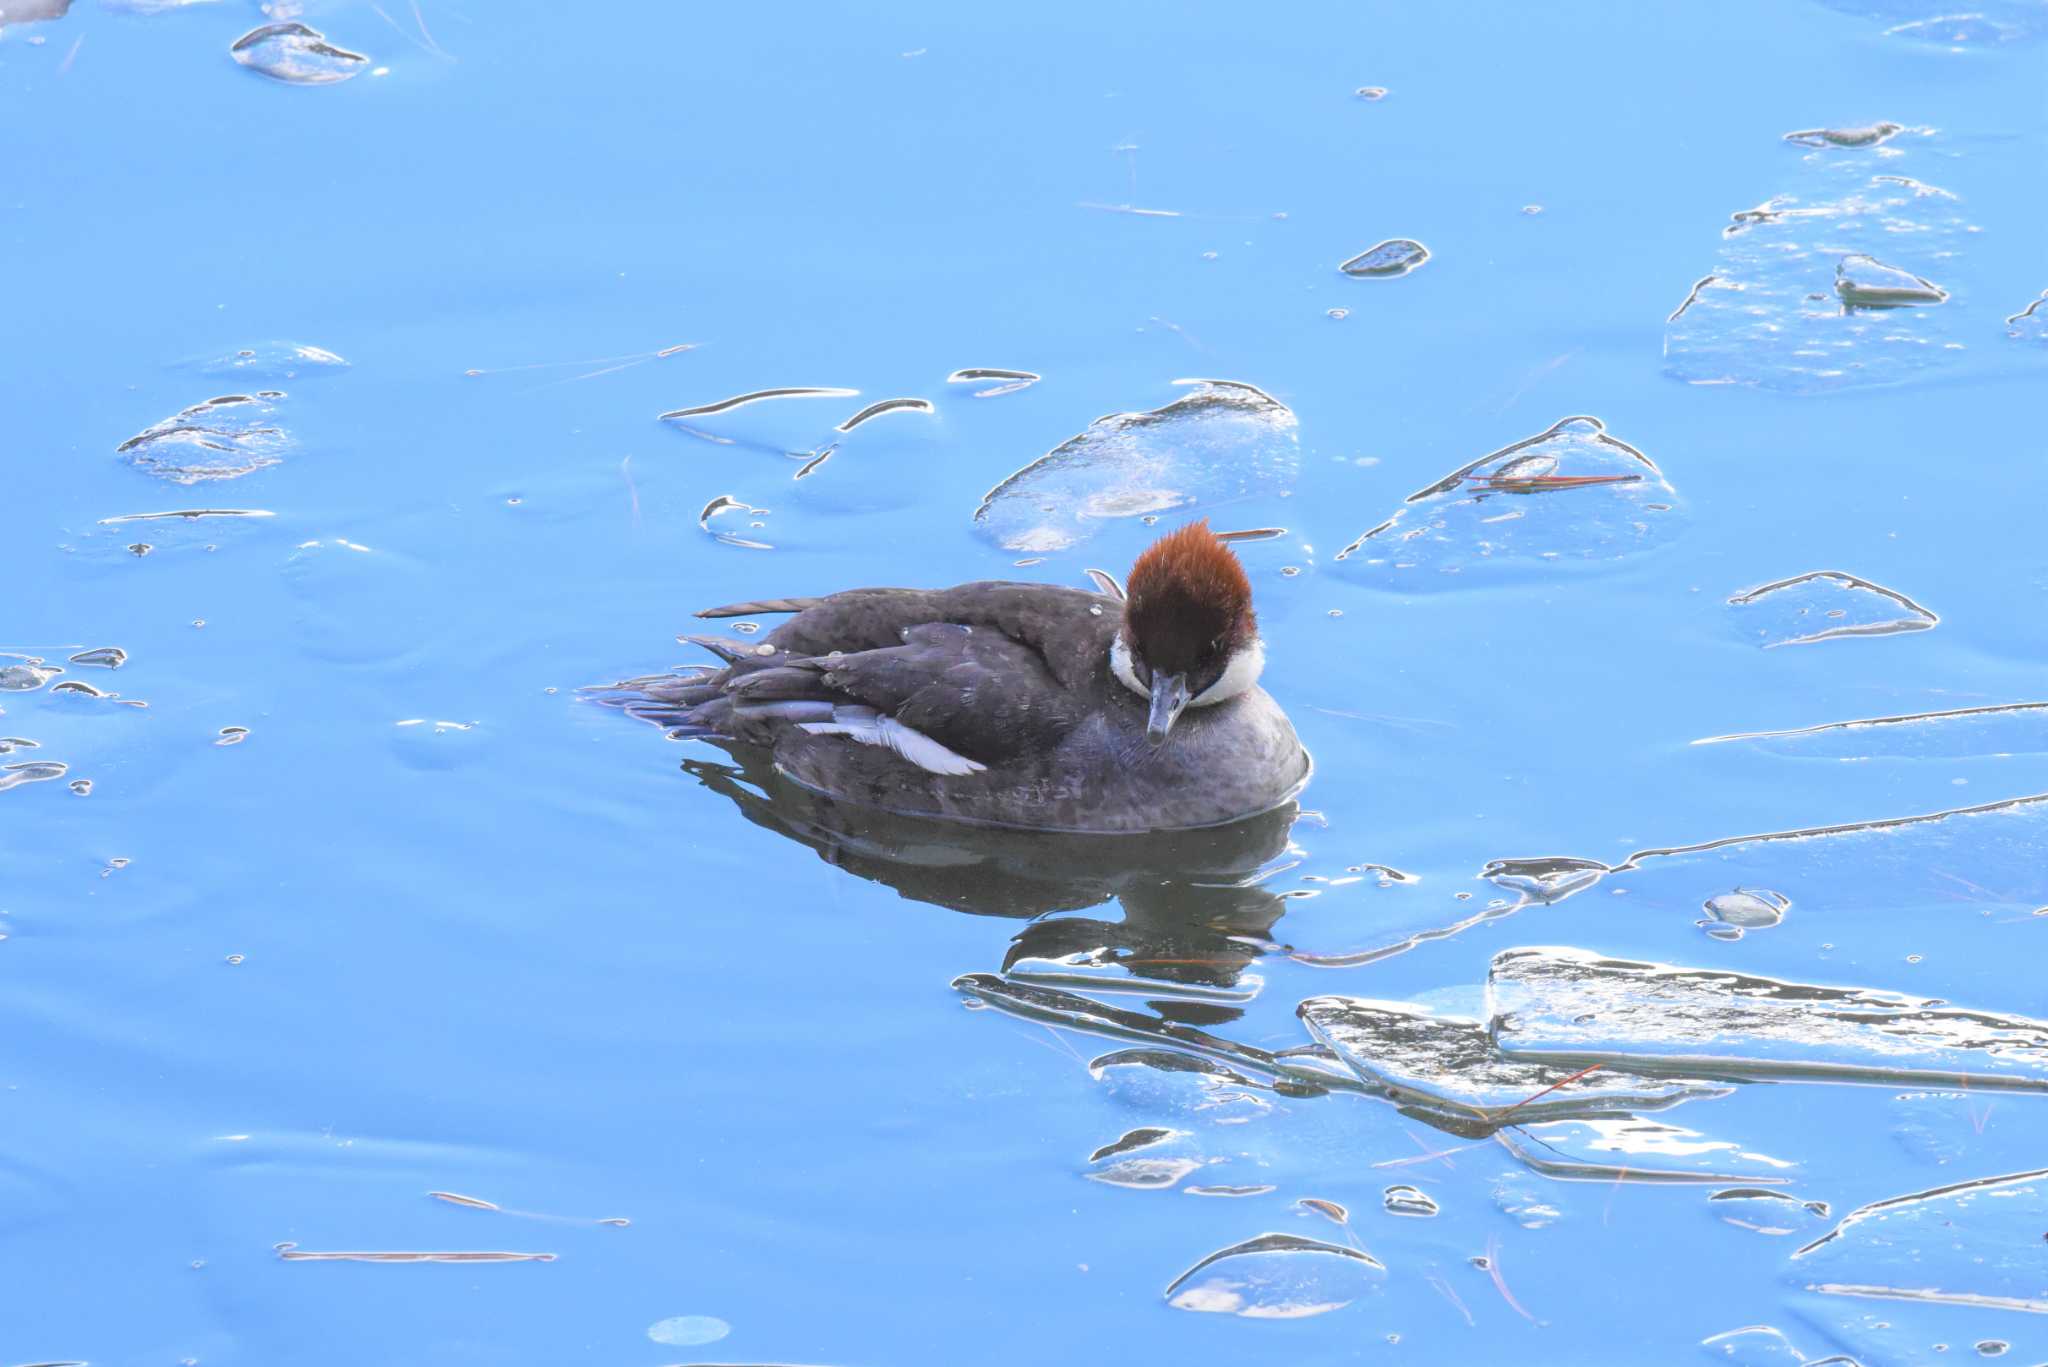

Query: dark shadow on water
[681,750,1297,1016]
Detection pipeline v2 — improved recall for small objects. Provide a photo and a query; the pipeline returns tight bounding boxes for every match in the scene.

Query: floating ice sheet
[947,367,1040,397]
[1298,996,1726,1127]
[1784,122,1905,149]
[195,342,348,378]
[1163,1233,1385,1318]
[0,0,68,27]
[0,761,69,792]
[954,973,1337,1094]
[1710,1187,1832,1236]
[1489,947,2048,1091]
[2009,290,2048,341]
[1699,1323,1826,1364]
[1665,142,1972,390]
[1695,700,2048,760]
[1728,570,1936,647]
[1335,416,1680,587]
[1498,1116,1799,1184]
[229,22,368,84]
[118,393,290,484]
[1339,239,1429,278]
[973,380,1298,553]
[660,386,861,458]
[1791,1167,2048,1313]
[1810,0,2048,45]
[0,663,61,691]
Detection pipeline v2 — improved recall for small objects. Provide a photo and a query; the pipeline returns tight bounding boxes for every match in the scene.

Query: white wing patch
[798,705,988,776]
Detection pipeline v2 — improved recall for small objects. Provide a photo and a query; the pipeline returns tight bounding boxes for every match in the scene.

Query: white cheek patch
[1190,638,1265,708]
[1109,633,1148,700]
[798,705,987,776]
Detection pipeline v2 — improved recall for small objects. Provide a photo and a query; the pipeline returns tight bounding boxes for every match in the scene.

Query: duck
[594,520,1311,833]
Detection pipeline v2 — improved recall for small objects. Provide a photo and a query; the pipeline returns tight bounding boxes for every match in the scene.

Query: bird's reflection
[682,751,1298,1024]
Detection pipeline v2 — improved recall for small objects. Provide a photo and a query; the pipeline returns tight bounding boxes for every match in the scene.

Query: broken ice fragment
[1784,122,1904,148]
[953,973,1334,1093]
[835,397,933,433]
[2007,290,2047,341]
[1709,1187,1831,1236]
[1299,995,1726,1128]
[1791,1167,2048,1313]
[229,22,369,84]
[1089,1127,1180,1162]
[1336,416,1680,588]
[1664,150,1972,390]
[1703,890,1788,930]
[118,394,290,484]
[1382,1184,1438,1217]
[0,761,69,793]
[1498,1116,1797,1184]
[1488,946,2048,1092]
[1728,570,1936,647]
[1693,700,2048,760]
[1339,239,1429,278]
[1164,1233,1385,1318]
[197,342,349,378]
[1835,253,1948,307]
[1699,1324,1819,1364]
[1485,856,1608,905]
[0,664,61,692]
[645,1315,730,1347]
[1087,1156,1205,1190]
[973,380,1298,553]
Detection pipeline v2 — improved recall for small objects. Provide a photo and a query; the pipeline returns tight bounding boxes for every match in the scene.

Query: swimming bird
[595,520,1309,832]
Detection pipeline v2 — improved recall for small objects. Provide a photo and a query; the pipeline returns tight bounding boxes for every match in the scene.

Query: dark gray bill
[1146,672,1190,746]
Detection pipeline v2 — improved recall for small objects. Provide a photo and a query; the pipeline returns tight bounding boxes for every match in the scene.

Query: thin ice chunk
[197,342,348,378]
[1665,147,1972,391]
[1298,996,1725,1125]
[118,393,290,484]
[229,22,369,84]
[1336,416,1680,588]
[1709,1187,1832,1236]
[973,380,1298,552]
[1728,570,1936,646]
[1488,947,2048,1091]
[1811,0,2048,45]
[1164,1233,1385,1318]
[2008,290,2048,342]
[1499,1116,1798,1184]
[1338,239,1430,277]
[1694,701,2048,760]
[1791,1167,2048,1313]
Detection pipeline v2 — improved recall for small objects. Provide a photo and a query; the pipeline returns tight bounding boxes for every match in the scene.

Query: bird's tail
[578,666,729,737]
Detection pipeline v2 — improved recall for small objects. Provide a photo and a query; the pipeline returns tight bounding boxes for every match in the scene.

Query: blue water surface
[3,1,2045,1363]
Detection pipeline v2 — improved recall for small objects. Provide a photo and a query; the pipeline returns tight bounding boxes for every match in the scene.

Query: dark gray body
[613,581,1311,834]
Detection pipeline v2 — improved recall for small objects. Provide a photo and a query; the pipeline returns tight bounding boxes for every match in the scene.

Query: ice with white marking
[1336,417,1681,589]
[1727,570,1936,646]
[1791,1167,2048,1314]
[1664,139,1972,391]
[974,380,1298,553]
[1488,947,2048,1091]
[118,393,290,484]
[1298,995,1727,1128]
[1164,1233,1385,1318]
